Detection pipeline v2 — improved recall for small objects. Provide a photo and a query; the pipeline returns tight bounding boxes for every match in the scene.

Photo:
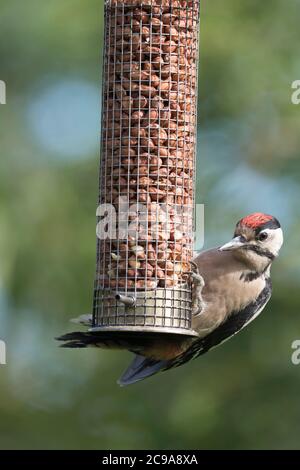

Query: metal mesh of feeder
[93,0,200,335]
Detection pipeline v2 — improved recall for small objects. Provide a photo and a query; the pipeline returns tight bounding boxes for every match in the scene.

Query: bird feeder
[91,0,200,339]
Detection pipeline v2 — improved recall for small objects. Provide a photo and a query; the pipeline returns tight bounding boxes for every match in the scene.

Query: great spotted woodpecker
[57,213,283,386]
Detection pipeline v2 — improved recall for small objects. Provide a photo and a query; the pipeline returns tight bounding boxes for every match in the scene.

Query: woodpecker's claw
[190,261,205,317]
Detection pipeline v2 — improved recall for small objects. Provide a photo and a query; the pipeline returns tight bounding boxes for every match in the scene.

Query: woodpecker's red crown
[240,213,274,229]
[236,213,281,235]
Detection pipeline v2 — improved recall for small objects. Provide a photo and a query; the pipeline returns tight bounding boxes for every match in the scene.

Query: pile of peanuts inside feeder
[99,0,199,292]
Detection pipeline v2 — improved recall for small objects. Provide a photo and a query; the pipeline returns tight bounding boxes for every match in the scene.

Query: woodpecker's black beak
[219,236,246,252]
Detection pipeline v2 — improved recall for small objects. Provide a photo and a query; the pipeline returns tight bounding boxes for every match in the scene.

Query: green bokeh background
[0,0,300,449]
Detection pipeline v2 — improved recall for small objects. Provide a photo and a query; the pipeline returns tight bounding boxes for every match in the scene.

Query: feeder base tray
[89,325,199,338]
[93,286,195,334]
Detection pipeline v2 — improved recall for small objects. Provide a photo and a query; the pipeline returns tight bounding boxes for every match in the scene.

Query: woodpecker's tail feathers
[118,354,168,386]
[56,331,102,348]
[56,331,157,353]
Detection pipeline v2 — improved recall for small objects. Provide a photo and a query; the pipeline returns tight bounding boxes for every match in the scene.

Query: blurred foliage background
[0,0,300,450]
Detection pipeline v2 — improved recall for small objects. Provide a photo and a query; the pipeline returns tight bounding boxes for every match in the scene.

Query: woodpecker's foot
[190,261,205,317]
[190,261,205,285]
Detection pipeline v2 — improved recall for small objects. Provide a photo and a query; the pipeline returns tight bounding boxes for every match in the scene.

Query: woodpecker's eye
[258,232,268,241]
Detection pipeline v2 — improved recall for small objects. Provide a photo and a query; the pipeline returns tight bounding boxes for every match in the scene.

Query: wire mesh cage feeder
[91,0,200,339]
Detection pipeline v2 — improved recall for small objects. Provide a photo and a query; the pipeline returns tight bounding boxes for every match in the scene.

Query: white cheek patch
[263,227,284,255]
